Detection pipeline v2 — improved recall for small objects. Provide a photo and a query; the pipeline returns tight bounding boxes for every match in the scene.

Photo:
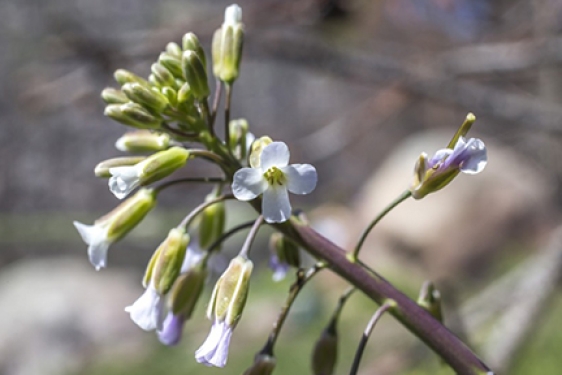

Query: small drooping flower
[126,227,188,331]
[73,188,156,270]
[158,311,186,346]
[268,232,300,282]
[232,142,317,223]
[411,136,487,199]
[196,256,253,367]
[109,146,189,199]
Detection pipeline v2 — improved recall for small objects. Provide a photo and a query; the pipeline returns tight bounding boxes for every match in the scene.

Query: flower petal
[260,142,290,170]
[158,312,185,346]
[282,164,317,195]
[428,148,453,169]
[269,254,289,282]
[73,221,111,271]
[232,168,267,201]
[262,186,291,223]
[125,284,165,331]
[181,244,205,273]
[459,138,487,174]
[108,166,141,199]
[196,320,232,367]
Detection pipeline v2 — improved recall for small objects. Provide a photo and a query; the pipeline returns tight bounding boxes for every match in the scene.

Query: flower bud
[114,69,150,87]
[249,136,273,168]
[151,63,176,88]
[243,353,276,375]
[73,188,157,270]
[166,42,183,58]
[161,87,178,107]
[115,130,171,153]
[158,52,184,79]
[311,325,338,375]
[104,102,162,129]
[208,256,253,326]
[177,82,193,104]
[149,228,189,295]
[182,51,210,100]
[169,261,207,319]
[198,193,226,250]
[229,118,254,160]
[122,82,169,112]
[101,87,129,104]
[417,281,443,323]
[182,32,207,71]
[212,4,244,83]
[108,146,190,199]
[268,232,300,282]
[95,156,146,178]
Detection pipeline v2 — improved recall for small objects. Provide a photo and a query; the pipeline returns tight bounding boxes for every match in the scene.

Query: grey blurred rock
[0,257,148,375]
[355,131,555,280]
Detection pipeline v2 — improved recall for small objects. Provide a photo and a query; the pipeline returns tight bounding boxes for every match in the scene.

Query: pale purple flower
[269,253,289,282]
[195,320,233,367]
[428,137,487,175]
[158,312,185,346]
[125,282,165,331]
[232,142,317,223]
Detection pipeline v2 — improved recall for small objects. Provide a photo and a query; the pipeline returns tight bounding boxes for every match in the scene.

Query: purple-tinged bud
[311,324,338,375]
[242,353,276,375]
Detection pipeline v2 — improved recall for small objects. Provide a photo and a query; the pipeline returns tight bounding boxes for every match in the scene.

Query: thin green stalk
[179,194,234,229]
[350,190,412,261]
[224,83,233,150]
[154,177,226,193]
[239,215,264,258]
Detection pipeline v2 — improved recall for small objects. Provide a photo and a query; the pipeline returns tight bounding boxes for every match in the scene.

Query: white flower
[232,142,317,223]
[125,282,165,331]
[195,320,233,367]
[224,4,242,26]
[108,165,142,199]
[73,221,111,271]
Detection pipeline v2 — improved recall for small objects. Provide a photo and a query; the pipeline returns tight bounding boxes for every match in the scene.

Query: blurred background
[1,0,562,374]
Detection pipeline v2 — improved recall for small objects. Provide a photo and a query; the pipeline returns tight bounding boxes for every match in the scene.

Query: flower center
[263,167,286,186]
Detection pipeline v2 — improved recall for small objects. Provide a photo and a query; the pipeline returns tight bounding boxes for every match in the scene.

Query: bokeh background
[1,0,562,374]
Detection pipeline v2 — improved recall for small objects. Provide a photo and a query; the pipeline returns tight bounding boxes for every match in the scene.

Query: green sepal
[95,156,146,178]
[138,146,190,186]
[151,228,189,294]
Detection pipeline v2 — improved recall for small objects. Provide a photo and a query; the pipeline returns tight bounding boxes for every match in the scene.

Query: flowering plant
[73,4,492,375]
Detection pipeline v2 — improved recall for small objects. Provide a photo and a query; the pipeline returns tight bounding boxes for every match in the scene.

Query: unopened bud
[122,83,169,112]
[212,4,244,83]
[270,232,300,269]
[177,82,193,104]
[249,136,273,168]
[169,262,207,319]
[161,87,178,107]
[198,194,226,250]
[243,353,276,375]
[311,325,338,375]
[115,130,171,153]
[417,281,443,323]
[182,32,207,71]
[95,156,146,178]
[146,228,189,294]
[166,42,183,58]
[229,118,253,160]
[114,69,150,87]
[207,256,253,326]
[151,63,176,87]
[182,51,210,100]
[101,87,129,104]
[158,52,184,79]
[104,102,162,129]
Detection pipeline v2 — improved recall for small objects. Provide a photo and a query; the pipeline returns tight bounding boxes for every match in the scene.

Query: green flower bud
[198,193,226,250]
[177,82,193,104]
[122,83,169,112]
[101,87,129,104]
[182,32,207,71]
[114,69,150,87]
[166,42,183,58]
[169,262,208,319]
[269,232,300,268]
[207,256,253,326]
[151,63,176,87]
[161,87,178,108]
[417,281,443,323]
[104,103,162,129]
[115,130,171,153]
[229,118,252,160]
[148,228,189,294]
[158,52,184,79]
[311,325,338,375]
[243,353,276,375]
[94,156,146,178]
[249,136,273,168]
[181,51,210,100]
[212,5,244,84]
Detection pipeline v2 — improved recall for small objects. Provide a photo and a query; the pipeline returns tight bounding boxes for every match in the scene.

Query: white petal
[260,142,290,170]
[196,320,232,368]
[232,168,267,201]
[108,166,141,199]
[125,284,165,331]
[180,244,205,273]
[282,164,317,195]
[460,138,487,174]
[262,186,291,223]
[73,221,111,271]
[224,4,242,26]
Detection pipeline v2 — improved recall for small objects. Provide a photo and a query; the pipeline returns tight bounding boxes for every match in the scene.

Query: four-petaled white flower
[232,142,317,223]
[125,282,165,331]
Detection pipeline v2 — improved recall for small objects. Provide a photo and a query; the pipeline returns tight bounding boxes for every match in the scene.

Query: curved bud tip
[225,4,242,25]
